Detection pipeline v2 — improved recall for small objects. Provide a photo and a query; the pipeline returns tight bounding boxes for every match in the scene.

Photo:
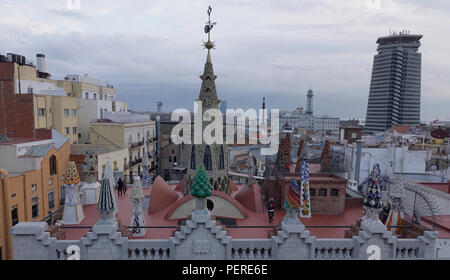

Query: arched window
[331,189,339,196]
[204,145,212,171]
[49,155,57,175]
[319,188,327,197]
[310,188,316,196]
[219,146,224,170]
[190,146,196,169]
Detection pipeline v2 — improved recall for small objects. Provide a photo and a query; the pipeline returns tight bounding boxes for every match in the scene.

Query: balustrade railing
[127,240,172,260]
[313,239,355,259]
[231,239,273,259]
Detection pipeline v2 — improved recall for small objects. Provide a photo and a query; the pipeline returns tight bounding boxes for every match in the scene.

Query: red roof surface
[234,182,264,213]
[62,179,365,240]
[420,182,450,194]
[0,137,50,145]
[393,125,411,134]
[421,215,450,238]
[174,177,185,192]
[148,176,180,214]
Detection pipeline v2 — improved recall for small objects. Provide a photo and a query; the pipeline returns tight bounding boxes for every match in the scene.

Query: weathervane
[203,5,216,50]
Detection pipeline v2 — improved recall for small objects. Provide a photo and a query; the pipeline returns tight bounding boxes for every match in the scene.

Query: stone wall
[10,208,445,260]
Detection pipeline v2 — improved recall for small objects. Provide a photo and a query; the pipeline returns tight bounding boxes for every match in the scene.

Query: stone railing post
[170,197,232,260]
[271,208,314,259]
[354,207,396,259]
[10,222,57,260]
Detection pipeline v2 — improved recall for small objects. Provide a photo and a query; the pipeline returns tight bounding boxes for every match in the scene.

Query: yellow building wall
[58,80,116,100]
[14,63,57,93]
[89,123,125,152]
[97,148,130,181]
[0,140,70,259]
[33,95,78,144]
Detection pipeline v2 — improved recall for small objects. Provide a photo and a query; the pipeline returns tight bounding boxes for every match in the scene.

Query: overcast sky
[1,0,449,121]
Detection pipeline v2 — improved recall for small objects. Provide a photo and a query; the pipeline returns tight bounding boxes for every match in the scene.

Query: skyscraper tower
[306,88,313,115]
[365,32,422,134]
[184,6,230,195]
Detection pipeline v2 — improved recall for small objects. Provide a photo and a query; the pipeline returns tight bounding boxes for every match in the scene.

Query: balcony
[129,140,145,149]
[129,157,142,168]
[146,137,157,144]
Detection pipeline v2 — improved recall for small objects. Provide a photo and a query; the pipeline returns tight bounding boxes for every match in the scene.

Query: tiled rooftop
[63,182,365,240]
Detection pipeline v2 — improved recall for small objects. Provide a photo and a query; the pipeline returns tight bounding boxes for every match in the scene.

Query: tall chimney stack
[36,54,46,72]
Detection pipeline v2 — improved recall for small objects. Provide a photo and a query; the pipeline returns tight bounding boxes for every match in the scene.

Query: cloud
[0,0,449,121]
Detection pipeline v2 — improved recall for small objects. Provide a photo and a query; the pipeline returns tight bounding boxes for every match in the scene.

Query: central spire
[198,5,220,111]
[203,5,216,50]
[185,6,230,196]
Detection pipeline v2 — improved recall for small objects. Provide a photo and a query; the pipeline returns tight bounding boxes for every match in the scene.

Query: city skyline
[1,0,449,121]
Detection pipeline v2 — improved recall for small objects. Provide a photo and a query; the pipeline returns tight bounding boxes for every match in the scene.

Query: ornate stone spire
[185,6,230,196]
[62,161,84,224]
[130,176,146,236]
[362,164,384,225]
[141,153,150,187]
[97,162,117,223]
[198,5,220,111]
[105,161,118,215]
[63,161,80,185]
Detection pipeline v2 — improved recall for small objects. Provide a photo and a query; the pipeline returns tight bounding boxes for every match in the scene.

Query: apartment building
[0,129,70,260]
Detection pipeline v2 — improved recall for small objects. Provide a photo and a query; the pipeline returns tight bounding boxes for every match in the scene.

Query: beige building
[70,144,129,182]
[0,129,70,260]
[33,95,78,144]
[89,121,156,182]
[8,55,79,144]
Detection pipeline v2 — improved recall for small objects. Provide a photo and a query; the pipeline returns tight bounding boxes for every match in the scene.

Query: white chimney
[36,54,46,72]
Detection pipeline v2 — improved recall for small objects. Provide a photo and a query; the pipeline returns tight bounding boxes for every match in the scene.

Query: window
[38,108,45,117]
[204,145,212,171]
[31,196,39,218]
[310,188,316,196]
[60,185,65,205]
[173,156,177,163]
[11,205,19,226]
[49,155,57,175]
[85,92,89,99]
[93,93,97,100]
[172,149,175,154]
[64,127,70,135]
[31,184,37,192]
[169,156,172,163]
[72,109,76,116]
[64,109,69,117]
[27,87,33,94]
[48,191,55,209]
[190,146,196,169]
[319,188,327,197]
[331,189,339,196]
[219,146,225,170]
[72,127,77,134]
[351,132,357,139]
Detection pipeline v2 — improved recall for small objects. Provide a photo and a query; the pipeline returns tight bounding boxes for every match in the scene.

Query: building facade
[0,58,77,142]
[365,32,423,134]
[88,121,156,183]
[0,130,70,260]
